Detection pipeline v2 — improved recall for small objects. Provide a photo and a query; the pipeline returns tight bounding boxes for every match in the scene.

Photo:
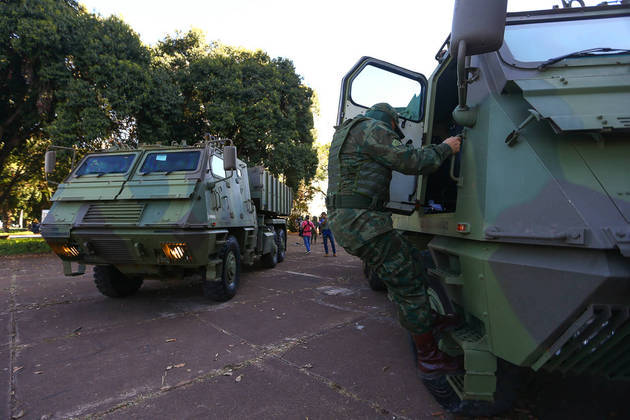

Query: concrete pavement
[2,233,629,419]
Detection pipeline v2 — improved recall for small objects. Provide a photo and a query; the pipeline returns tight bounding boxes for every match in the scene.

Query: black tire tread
[93,265,143,298]
[261,231,278,268]
[410,335,518,417]
[261,248,278,268]
[203,236,240,302]
[275,228,286,263]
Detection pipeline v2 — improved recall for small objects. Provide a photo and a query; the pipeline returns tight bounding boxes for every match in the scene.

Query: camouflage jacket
[327,117,452,252]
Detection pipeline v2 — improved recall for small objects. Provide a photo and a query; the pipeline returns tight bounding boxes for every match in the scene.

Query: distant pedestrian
[296,215,304,245]
[311,215,319,244]
[319,212,336,257]
[30,219,40,234]
[300,215,315,254]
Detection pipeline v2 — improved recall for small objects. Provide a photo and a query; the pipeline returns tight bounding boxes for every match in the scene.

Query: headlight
[161,242,191,262]
[50,243,81,258]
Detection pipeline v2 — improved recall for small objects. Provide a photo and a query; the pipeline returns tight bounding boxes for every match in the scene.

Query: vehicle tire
[420,250,456,314]
[93,265,143,298]
[413,347,519,417]
[261,233,278,268]
[413,250,518,416]
[275,228,286,263]
[203,236,241,302]
[362,260,387,291]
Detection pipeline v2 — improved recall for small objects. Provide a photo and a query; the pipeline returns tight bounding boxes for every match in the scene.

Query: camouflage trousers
[354,230,435,334]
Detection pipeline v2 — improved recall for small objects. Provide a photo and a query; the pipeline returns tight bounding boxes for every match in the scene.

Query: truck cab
[42,139,291,301]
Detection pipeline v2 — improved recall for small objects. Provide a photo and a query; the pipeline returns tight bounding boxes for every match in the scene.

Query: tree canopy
[143,31,318,187]
[1,0,150,164]
[0,0,318,228]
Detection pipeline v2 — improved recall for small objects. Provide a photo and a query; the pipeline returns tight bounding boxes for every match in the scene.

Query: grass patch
[0,238,52,256]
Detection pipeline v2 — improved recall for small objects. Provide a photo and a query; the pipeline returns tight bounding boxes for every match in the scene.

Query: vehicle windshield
[503,15,630,63]
[75,154,136,177]
[140,151,201,174]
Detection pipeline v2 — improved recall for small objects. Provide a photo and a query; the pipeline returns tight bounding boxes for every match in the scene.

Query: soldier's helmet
[365,103,405,138]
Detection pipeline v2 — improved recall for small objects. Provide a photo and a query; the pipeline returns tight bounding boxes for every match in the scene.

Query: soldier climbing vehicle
[41,138,292,301]
[338,0,630,415]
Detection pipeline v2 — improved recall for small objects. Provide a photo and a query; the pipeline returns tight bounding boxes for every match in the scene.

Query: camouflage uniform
[327,105,452,334]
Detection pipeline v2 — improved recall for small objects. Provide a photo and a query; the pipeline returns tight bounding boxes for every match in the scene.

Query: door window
[210,155,226,178]
[350,64,424,121]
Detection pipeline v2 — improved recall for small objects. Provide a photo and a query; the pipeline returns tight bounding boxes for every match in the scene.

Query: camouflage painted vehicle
[338,0,630,415]
[41,138,292,301]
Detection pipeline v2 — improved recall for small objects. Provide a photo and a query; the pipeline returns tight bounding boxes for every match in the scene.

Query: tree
[2,10,319,225]
[146,32,319,189]
[0,0,151,169]
[0,138,49,231]
[1,0,151,225]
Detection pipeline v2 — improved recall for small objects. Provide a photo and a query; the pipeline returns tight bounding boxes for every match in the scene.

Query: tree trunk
[1,211,11,233]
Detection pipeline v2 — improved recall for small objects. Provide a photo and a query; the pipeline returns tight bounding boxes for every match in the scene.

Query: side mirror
[45,150,57,174]
[223,146,237,171]
[450,0,507,126]
[450,0,507,59]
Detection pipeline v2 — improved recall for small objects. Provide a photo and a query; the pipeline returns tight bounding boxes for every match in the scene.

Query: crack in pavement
[7,251,402,418]
[6,290,315,353]
[12,296,101,312]
[273,354,410,420]
[8,273,20,419]
[68,316,370,419]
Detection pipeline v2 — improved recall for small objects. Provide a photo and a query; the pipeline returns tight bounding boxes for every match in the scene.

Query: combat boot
[412,331,463,375]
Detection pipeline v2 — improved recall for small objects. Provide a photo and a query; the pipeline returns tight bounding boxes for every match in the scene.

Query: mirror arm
[45,145,77,186]
[452,41,478,128]
[206,171,234,191]
[456,40,468,109]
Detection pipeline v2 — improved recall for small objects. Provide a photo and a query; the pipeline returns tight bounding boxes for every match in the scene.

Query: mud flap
[62,260,86,276]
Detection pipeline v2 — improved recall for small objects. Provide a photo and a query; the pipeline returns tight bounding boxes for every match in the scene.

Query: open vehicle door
[337,57,428,214]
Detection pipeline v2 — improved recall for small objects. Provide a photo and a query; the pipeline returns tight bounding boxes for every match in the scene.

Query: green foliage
[0,238,51,256]
[1,0,154,225]
[0,137,51,230]
[1,4,319,222]
[143,34,318,189]
[1,0,151,165]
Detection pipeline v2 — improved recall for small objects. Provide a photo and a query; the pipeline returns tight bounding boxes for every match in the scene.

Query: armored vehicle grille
[536,305,630,380]
[91,239,135,263]
[82,203,145,225]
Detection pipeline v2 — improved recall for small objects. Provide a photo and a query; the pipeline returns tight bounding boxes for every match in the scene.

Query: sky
[80,0,607,146]
[79,0,607,213]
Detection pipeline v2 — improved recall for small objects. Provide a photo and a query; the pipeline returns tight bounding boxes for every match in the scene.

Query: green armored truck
[339,0,630,415]
[41,138,291,301]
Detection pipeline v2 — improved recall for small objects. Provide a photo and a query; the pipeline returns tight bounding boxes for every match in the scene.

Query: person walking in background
[300,215,315,254]
[319,212,336,257]
[311,215,319,244]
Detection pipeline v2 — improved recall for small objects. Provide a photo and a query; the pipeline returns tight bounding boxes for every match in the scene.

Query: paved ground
[1,233,629,419]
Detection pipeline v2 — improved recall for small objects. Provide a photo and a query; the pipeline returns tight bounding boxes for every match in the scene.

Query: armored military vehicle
[41,138,291,301]
[338,0,630,415]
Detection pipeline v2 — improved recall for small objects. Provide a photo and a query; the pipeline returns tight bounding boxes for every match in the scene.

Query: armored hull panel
[247,166,292,216]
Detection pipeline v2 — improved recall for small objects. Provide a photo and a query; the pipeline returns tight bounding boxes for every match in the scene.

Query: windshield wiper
[538,47,630,70]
